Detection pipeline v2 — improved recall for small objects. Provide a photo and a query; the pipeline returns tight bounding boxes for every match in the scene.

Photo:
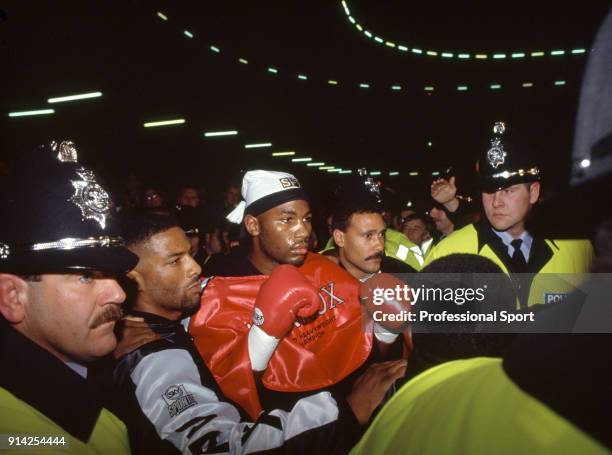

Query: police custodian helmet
[478,121,541,193]
[0,141,138,274]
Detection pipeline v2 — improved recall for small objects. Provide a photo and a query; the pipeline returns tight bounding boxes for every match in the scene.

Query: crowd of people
[1,9,611,455]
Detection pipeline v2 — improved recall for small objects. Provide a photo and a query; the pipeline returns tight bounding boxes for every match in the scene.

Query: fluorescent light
[412,48,423,54]
[458,53,471,59]
[157,12,168,21]
[328,80,338,85]
[348,15,356,24]
[426,50,438,56]
[475,54,488,59]
[267,67,278,74]
[210,45,220,53]
[531,51,545,57]
[522,82,534,87]
[374,36,384,44]
[398,45,408,52]
[364,31,373,38]
[389,171,399,176]
[8,108,55,117]
[457,85,468,91]
[244,142,272,149]
[391,85,402,91]
[339,170,352,174]
[369,171,381,176]
[307,162,325,166]
[493,53,506,59]
[359,83,370,88]
[292,157,312,162]
[239,58,249,64]
[432,171,440,176]
[441,52,454,58]
[143,118,185,128]
[554,80,566,86]
[47,91,102,103]
[409,172,419,176]
[272,151,295,156]
[319,166,334,170]
[424,86,434,92]
[356,24,363,31]
[571,48,586,54]
[490,84,502,90]
[184,30,194,38]
[297,74,308,80]
[385,41,396,48]
[511,52,525,58]
[551,50,565,56]
[204,130,238,137]
[327,168,342,173]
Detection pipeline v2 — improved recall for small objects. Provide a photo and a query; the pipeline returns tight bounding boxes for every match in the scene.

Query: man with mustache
[427,122,594,308]
[0,141,138,453]
[114,213,406,454]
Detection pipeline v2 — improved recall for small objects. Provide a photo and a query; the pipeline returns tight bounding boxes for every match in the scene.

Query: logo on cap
[487,138,507,169]
[70,167,111,229]
[279,176,300,189]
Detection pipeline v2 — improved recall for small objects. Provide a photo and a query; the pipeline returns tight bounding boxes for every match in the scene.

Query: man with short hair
[114,213,405,454]
[177,185,201,209]
[427,122,594,308]
[0,141,138,453]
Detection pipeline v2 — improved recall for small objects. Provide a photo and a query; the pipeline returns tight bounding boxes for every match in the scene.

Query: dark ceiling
[1,0,610,201]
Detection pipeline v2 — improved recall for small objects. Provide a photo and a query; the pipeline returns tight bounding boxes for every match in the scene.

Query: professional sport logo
[162,384,197,417]
[279,176,300,189]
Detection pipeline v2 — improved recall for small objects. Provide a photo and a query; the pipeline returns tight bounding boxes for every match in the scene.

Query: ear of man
[0,274,29,323]
[244,214,260,236]
[333,229,346,248]
[529,181,541,204]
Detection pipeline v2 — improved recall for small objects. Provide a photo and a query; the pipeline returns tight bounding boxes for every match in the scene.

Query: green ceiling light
[374,36,384,44]
[385,41,396,48]
[492,53,506,59]
[291,157,312,162]
[511,52,525,58]
[328,80,339,85]
[364,30,373,38]
[307,162,325,166]
[490,84,502,90]
[554,80,566,86]
[204,130,238,137]
[457,85,468,91]
[389,171,399,176]
[348,15,356,24]
[458,53,471,59]
[432,171,440,176]
[267,67,278,74]
[244,142,272,149]
[424,86,435,92]
[238,58,249,64]
[426,50,438,56]
[398,45,409,52]
[143,118,185,127]
[412,48,423,54]
[319,166,334,170]
[359,83,370,88]
[210,45,221,53]
[157,12,168,21]
[339,170,353,174]
[571,48,586,54]
[47,91,102,103]
[272,151,296,156]
[356,24,363,31]
[409,171,419,176]
[8,108,54,117]
[522,82,534,88]
[298,74,308,80]
[391,85,402,91]
[550,50,565,56]
[369,171,381,176]
[531,51,545,57]
[183,30,194,38]
[441,52,454,58]
[328,168,342,173]
[475,54,488,59]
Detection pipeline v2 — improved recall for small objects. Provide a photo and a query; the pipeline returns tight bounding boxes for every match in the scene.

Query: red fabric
[189,253,373,419]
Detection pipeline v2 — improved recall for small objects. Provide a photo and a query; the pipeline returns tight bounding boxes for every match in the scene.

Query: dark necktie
[511,238,527,272]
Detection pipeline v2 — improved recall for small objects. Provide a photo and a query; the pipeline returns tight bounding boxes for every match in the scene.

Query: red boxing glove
[360,273,412,342]
[248,265,320,371]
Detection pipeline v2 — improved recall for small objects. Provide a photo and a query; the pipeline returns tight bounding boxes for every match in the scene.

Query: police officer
[0,141,138,453]
[427,122,594,308]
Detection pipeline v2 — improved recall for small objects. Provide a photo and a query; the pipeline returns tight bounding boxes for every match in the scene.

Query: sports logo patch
[162,384,197,417]
[279,176,300,189]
